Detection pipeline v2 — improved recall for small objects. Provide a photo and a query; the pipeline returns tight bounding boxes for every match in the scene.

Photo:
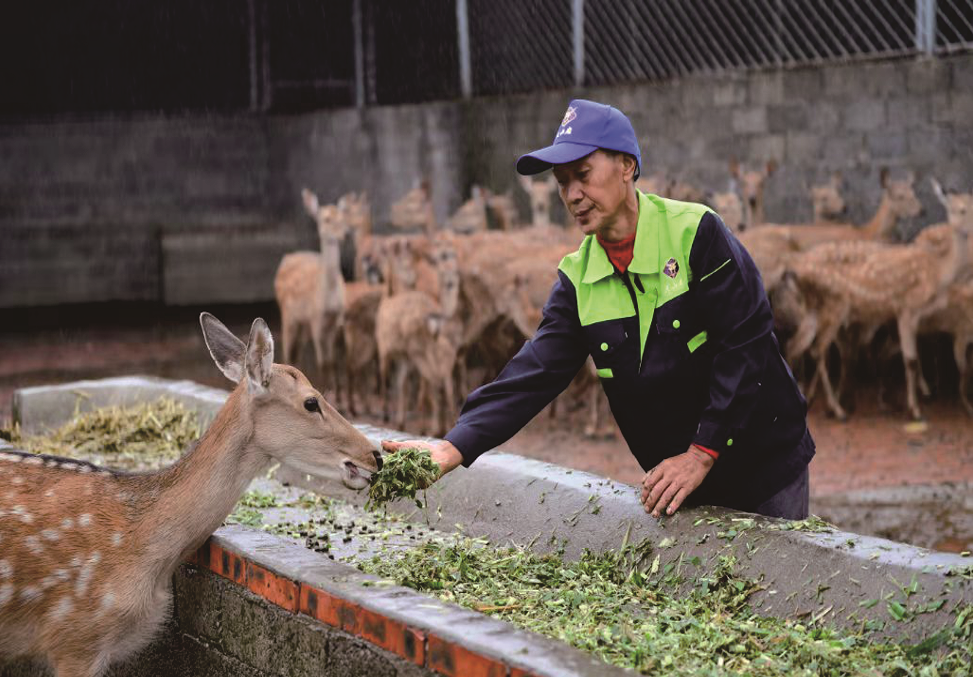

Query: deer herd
[275,164,973,435]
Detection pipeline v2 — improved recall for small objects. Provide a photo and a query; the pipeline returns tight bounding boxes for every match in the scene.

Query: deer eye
[304,397,320,413]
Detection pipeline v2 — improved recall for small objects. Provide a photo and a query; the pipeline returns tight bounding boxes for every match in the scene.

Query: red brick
[428,635,506,677]
[208,545,246,585]
[510,670,541,677]
[299,585,340,627]
[358,609,425,666]
[336,599,362,635]
[246,563,298,612]
[196,540,213,569]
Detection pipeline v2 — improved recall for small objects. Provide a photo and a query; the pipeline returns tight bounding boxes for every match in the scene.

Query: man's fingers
[381,440,403,453]
[666,488,691,516]
[653,482,681,517]
[644,476,671,514]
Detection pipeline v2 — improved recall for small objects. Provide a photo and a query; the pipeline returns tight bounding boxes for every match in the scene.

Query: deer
[274,189,349,403]
[375,239,462,436]
[389,179,436,236]
[519,175,559,229]
[445,185,489,234]
[810,172,847,224]
[484,188,520,231]
[0,313,379,677]
[784,219,971,421]
[730,158,777,230]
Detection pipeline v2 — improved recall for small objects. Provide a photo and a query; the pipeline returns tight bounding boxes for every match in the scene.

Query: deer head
[931,178,973,228]
[199,313,378,489]
[709,189,745,233]
[302,189,350,242]
[880,170,922,220]
[810,171,846,222]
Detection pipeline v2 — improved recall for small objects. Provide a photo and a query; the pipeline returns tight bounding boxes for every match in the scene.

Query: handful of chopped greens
[366,446,439,511]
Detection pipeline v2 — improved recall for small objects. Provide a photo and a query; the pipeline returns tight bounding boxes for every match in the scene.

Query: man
[383,99,814,519]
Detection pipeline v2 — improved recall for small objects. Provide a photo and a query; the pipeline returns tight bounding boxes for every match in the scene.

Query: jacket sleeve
[444,270,589,466]
[688,212,777,455]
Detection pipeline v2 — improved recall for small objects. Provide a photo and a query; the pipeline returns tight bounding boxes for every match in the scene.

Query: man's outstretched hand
[380,439,464,486]
[640,446,714,517]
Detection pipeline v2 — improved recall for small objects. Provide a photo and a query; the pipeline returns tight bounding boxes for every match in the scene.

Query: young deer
[274,189,349,400]
[0,313,379,677]
[519,175,559,229]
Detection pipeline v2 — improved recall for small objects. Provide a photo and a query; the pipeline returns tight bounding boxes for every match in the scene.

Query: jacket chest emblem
[663,258,679,279]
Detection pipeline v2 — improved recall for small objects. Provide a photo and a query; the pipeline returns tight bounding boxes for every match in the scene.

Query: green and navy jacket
[445,191,814,510]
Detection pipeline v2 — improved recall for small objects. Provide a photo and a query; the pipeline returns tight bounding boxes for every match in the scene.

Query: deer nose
[372,450,384,471]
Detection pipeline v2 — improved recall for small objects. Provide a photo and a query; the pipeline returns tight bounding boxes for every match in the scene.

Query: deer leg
[897,315,923,421]
[814,336,847,421]
[441,370,455,437]
[955,336,973,417]
[379,352,390,423]
[52,654,106,677]
[393,360,409,431]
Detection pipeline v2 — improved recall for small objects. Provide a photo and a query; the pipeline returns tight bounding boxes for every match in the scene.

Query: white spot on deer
[11,476,23,485]
[0,453,23,463]
[45,489,56,498]
[79,514,92,527]
[49,596,74,622]
[84,484,93,496]
[53,569,70,583]
[45,459,59,468]
[0,560,12,579]
[112,533,123,547]
[24,456,44,466]
[61,518,75,530]
[41,529,60,542]
[78,465,92,474]
[24,535,44,555]
[60,462,78,471]
[99,591,116,615]
[20,585,41,603]
[0,583,13,607]
[40,575,59,590]
[11,505,33,524]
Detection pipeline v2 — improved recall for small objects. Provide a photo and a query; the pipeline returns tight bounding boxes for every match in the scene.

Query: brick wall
[2,54,971,308]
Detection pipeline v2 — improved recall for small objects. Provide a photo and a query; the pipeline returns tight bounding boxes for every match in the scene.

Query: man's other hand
[640,446,715,517]
[380,439,464,486]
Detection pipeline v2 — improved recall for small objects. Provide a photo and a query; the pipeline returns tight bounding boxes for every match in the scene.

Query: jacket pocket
[585,321,630,371]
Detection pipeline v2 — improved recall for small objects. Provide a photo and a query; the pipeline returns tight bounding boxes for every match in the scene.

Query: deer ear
[245,317,275,394]
[301,189,320,218]
[879,167,890,189]
[930,178,948,207]
[200,313,246,384]
[518,175,533,193]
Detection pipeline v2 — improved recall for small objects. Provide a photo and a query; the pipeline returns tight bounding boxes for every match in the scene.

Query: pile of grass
[1,397,199,470]
[365,446,439,511]
[359,538,973,676]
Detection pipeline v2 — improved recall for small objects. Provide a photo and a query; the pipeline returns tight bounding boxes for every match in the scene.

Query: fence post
[457,0,472,98]
[573,0,585,87]
[915,0,937,55]
[354,0,365,108]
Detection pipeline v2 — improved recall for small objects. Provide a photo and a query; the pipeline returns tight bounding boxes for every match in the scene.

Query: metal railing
[461,0,973,95]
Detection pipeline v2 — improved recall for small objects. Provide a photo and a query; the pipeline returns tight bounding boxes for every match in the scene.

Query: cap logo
[560,106,577,127]
[663,258,679,279]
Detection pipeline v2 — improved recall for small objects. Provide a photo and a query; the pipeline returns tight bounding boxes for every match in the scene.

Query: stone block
[866,132,909,160]
[767,103,808,133]
[732,107,767,134]
[951,55,973,93]
[886,98,931,129]
[905,57,951,95]
[713,80,747,107]
[750,135,785,163]
[822,133,864,164]
[823,63,864,99]
[785,132,821,162]
[844,100,886,132]
[748,72,785,105]
[806,102,840,132]
[782,67,823,102]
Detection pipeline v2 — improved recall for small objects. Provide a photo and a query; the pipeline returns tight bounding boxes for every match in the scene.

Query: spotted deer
[389,179,436,236]
[785,221,971,420]
[274,189,349,400]
[0,313,379,677]
[519,175,559,228]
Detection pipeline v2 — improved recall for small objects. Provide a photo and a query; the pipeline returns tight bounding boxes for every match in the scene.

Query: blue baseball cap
[516,99,642,179]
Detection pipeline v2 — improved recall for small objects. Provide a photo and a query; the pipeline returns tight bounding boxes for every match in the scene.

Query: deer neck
[862,192,894,239]
[137,386,267,577]
[941,227,967,288]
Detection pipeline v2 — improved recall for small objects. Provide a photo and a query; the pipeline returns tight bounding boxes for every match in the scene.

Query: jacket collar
[581,190,660,284]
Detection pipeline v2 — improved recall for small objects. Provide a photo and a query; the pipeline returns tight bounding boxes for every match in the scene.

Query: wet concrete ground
[3,301,973,551]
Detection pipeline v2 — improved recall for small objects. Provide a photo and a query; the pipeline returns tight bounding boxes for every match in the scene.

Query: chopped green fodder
[358,538,973,676]
[366,446,439,511]
[1,397,200,470]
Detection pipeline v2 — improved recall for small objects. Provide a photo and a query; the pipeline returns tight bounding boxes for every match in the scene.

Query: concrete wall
[2,54,971,308]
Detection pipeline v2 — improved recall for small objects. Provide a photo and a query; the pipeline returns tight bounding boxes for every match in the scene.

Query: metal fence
[466,0,973,96]
[3,0,972,117]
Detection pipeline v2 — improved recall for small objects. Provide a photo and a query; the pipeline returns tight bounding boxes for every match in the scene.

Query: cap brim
[516,142,599,175]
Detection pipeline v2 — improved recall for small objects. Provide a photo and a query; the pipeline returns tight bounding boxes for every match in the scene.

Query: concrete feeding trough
[4,375,972,677]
